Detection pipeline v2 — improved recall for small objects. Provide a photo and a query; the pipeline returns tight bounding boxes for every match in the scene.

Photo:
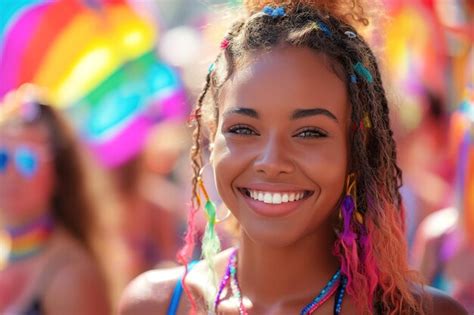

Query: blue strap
[333,276,348,315]
[166,261,198,315]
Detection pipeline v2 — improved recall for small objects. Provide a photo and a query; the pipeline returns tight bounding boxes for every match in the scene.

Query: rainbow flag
[0,0,188,166]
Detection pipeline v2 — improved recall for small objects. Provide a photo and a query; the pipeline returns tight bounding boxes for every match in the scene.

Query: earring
[197,163,232,225]
[197,176,231,225]
[197,168,228,298]
[339,173,364,238]
[348,173,364,225]
[336,174,374,297]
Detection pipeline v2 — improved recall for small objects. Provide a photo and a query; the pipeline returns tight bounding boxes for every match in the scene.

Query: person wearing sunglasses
[0,85,110,315]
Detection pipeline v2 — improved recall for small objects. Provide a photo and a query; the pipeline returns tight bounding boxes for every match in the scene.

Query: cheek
[300,139,348,204]
[212,135,234,195]
[322,143,347,185]
[23,162,56,204]
[211,134,247,209]
[0,163,55,220]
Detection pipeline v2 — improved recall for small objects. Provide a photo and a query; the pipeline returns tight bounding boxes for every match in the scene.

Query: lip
[238,184,314,217]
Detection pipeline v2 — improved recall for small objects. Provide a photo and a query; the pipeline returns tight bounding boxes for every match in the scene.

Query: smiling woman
[213,48,348,249]
[118,1,468,315]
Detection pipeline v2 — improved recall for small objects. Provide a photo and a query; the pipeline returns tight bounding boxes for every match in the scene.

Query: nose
[253,134,295,177]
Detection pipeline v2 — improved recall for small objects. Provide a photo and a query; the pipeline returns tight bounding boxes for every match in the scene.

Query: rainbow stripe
[3,213,54,263]
[0,0,188,166]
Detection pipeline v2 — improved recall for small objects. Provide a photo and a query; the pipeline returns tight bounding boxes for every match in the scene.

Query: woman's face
[0,123,56,226]
[211,47,349,246]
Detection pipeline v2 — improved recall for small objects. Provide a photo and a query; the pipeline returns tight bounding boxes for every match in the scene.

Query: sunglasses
[0,145,51,179]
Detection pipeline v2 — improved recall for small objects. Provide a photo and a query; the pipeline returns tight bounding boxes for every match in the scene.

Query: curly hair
[181,1,425,314]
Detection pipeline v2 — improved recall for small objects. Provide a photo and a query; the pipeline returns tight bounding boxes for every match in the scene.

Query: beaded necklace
[0,213,54,268]
[214,249,347,315]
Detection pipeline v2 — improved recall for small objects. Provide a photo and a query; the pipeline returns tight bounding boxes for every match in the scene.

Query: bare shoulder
[422,286,468,315]
[118,266,185,315]
[42,246,110,315]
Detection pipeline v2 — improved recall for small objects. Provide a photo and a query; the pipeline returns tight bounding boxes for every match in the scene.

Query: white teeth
[272,194,282,204]
[264,193,272,203]
[247,189,307,204]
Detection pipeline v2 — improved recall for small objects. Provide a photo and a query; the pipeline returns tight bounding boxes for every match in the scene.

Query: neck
[238,227,340,307]
[1,213,55,264]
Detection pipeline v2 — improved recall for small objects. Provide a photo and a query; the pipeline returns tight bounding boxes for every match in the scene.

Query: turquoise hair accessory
[262,5,285,18]
[353,62,373,83]
[204,200,217,229]
[208,63,216,74]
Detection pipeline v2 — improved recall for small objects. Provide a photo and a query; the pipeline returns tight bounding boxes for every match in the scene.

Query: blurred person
[0,85,110,315]
[141,121,192,227]
[106,122,188,289]
[395,88,453,248]
[413,100,474,313]
[380,0,474,254]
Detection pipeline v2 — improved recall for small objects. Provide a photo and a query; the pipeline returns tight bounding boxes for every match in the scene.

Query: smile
[240,188,313,204]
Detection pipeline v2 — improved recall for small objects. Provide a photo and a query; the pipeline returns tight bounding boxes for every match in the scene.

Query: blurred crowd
[0,0,472,314]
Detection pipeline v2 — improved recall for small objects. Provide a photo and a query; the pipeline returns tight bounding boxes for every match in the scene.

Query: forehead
[0,123,50,145]
[221,46,348,118]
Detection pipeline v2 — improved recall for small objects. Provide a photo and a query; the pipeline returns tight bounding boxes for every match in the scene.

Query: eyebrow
[223,107,259,119]
[291,108,338,122]
[223,107,338,122]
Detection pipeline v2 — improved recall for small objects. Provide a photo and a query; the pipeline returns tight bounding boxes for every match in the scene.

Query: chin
[236,208,338,251]
[239,216,310,248]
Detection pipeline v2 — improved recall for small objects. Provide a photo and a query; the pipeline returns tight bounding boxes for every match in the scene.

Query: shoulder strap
[431,233,452,290]
[167,261,199,315]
